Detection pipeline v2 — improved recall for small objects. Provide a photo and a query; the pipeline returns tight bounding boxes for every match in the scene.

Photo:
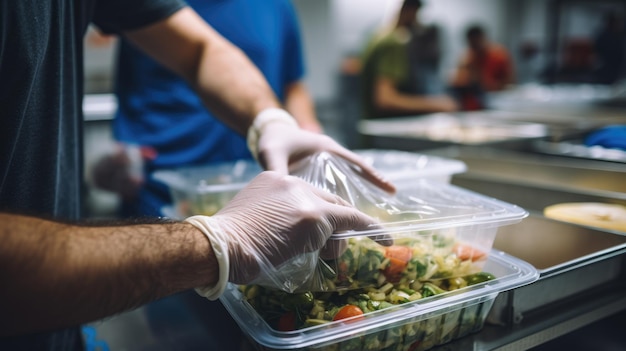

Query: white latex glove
[247,108,396,194]
[185,171,378,299]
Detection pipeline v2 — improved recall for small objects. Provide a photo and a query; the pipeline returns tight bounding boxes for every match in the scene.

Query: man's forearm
[192,31,280,134]
[124,7,281,135]
[0,213,216,337]
[374,79,456,114]
[284,81,322,133]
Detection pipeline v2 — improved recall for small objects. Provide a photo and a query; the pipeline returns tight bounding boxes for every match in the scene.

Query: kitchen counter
[429,146,626,350]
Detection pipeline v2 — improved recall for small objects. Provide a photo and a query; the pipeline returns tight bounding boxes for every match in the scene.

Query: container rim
[328,183,529,239]
[328,209,528,239]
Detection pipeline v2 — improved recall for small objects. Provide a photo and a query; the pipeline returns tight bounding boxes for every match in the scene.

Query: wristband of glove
[185,216,230,300]
[246,108,298,161]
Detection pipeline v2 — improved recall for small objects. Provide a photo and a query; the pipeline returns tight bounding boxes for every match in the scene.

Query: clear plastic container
[153,159,262,217]
[154,150,466,218]
[355,149,466,183]
[219,250,538,351]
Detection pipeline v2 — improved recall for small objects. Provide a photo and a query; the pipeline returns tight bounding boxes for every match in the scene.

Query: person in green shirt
[361,0,457,119]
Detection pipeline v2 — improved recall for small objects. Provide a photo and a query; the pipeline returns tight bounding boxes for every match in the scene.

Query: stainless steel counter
[424,146,626,350]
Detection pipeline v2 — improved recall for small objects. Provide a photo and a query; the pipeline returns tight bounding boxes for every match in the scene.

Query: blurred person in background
[408,15,446,98]
[360,0,458,120]
[0,1,395,350]
[449,24,515,110]
[93,0,323,218]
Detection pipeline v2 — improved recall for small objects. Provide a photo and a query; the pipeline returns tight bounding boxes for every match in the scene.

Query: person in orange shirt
[450,24,515,110]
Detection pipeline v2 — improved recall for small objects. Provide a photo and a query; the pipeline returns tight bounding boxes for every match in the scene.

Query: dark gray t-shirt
[0,0,185,348]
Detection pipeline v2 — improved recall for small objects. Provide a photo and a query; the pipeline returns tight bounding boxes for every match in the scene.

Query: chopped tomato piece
[383,245,412,282]
[383,257,407,282]
[333,304,364,321]
[453,244,486,262]
[385,245,412,262]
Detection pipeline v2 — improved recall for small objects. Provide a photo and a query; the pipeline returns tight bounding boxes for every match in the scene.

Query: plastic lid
[153,159,262,194]
[290,152,527,239]
[335,180,527,238]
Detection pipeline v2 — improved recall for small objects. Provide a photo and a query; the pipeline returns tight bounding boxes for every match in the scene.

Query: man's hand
[186,171,379,296]
[250,111,396,194]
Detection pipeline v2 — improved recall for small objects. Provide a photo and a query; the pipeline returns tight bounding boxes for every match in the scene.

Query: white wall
[292,0,338,101]
[332,0,404,54]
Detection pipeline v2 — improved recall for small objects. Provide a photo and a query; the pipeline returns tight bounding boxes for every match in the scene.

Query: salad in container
[220,250,538,351]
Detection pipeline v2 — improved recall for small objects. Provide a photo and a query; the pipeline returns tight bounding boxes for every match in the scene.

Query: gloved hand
[185,171,378,299]
[247,108,396,194]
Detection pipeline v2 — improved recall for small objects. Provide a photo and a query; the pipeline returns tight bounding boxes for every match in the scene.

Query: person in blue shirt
[98,0,323,217]
[91,2,326,347]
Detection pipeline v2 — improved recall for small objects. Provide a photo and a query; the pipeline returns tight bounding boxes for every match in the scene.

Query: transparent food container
[355,149,466,183]
[154,150,466,218]
[219,250,538,351]
[153,159,262,217]
[157,152,527,293]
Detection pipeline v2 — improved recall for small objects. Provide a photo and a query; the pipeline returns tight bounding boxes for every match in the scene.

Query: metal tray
[425,146,626,197]
[531,139,626,164]
[358,113,549,151]
[488,83,626,121]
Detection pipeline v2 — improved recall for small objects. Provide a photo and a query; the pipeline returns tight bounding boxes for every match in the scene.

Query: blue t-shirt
[113,0,305,168]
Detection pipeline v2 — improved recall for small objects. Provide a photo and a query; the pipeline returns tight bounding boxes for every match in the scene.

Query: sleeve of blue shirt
[281,0,306,87]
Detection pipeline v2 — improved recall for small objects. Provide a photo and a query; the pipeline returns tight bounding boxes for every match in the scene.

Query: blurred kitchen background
[83,0,626,218]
